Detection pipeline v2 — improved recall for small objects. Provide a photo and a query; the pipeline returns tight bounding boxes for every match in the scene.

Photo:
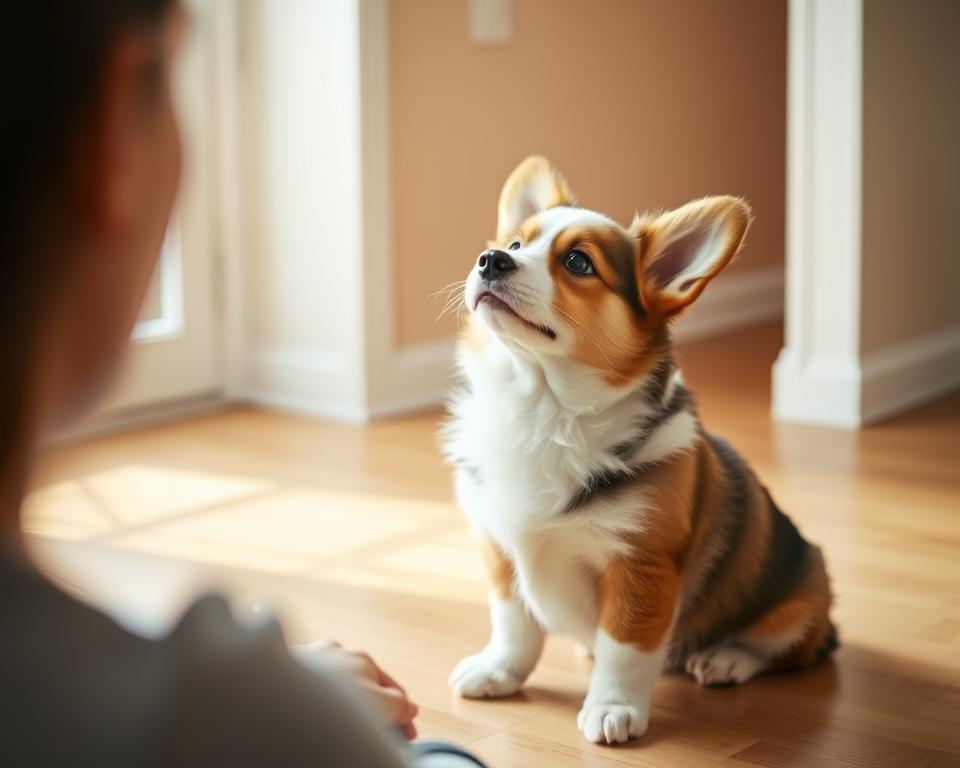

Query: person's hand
[294,641,418,740]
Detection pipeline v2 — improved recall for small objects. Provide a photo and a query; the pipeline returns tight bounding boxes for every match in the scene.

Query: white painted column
[772,0,864,428]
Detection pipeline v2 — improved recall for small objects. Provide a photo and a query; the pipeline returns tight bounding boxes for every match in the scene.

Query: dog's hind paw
[685,646,767,687]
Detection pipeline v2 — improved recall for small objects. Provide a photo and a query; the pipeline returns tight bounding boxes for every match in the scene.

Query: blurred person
[0,3,484,766]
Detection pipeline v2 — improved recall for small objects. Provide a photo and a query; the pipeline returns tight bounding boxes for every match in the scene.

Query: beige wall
[389,0,787,347]
[861,0,960,355]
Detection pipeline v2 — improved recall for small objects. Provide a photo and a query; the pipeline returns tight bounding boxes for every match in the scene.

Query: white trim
[673,266,783,343]
[211,0,246,401]
[246,344,368,424]
[773,0,865,429]
[773,325,960,428]
[52,393,225,445]
[367,340,458,418]
[355,0,462,420]
[772,349,863,428]
[861,325,960,425]
[358,0,396,417]
[131,220,186,343]
[243,390,370,425]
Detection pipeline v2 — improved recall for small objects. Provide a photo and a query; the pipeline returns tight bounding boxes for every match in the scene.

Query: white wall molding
[773,323,960,429]
[674,266,784,343]
[773,351,863,429]
[861,325,960,425]
[773,0,865,429]
[246,344,369,423]
[211,0,246,401]
[366,339,458,419]
[358,0,400,418]
[53,392,226,445]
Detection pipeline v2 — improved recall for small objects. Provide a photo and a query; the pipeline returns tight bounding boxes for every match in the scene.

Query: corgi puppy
[443,157,836,745]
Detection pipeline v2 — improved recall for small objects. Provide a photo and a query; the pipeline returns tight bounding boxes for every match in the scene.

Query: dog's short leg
[578,629,665,744]
[449,594,544,698]
[578,554,678,744]
[450,539,544,698]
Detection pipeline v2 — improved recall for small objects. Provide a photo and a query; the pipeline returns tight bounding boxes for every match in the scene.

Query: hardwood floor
[24,323,960,767]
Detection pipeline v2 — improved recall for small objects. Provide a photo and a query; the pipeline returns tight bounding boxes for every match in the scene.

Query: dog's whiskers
[433,281,467,322]
[429,280,467,300]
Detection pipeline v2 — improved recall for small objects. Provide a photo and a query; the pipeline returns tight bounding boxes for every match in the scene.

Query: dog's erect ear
[497,156,575,241]
[632,196,751,320]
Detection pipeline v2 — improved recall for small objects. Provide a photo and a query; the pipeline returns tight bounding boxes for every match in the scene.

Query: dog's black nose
[477,249,517,282]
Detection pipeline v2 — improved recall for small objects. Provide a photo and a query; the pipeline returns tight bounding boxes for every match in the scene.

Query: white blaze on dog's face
[463,156,753,386]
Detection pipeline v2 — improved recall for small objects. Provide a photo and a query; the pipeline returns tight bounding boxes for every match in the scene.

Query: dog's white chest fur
[445,341,660,643]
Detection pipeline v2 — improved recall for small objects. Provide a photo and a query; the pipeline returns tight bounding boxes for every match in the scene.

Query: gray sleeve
[165,595,411,768]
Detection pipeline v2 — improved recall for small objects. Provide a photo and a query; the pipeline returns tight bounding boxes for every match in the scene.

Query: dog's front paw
[577,702,649,744]
[449,653,524,698]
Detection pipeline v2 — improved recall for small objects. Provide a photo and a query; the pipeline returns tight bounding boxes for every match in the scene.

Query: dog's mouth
[475,292,556,340]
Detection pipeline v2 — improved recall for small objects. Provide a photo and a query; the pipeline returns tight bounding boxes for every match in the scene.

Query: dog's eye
[564,250,595,276]
[508,241,521,251]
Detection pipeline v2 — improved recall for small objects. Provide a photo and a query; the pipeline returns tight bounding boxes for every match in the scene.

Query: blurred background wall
[389,0,787,348]
[861,0,960,355]
[113,0,953,431]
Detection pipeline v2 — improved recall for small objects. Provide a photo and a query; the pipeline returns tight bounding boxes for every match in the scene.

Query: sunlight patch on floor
[22,480,119,540]
[24,464,273,538]
[102,487,447,573]
[324,538,489,606]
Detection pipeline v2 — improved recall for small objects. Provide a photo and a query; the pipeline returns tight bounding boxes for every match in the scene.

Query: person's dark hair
[0,1,173,462]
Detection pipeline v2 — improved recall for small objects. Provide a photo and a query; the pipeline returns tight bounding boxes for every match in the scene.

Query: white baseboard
[367,339,457,419]
[773,324,960,428]
[246,344,368,423]
[860,325,960,424]
[672,266,784,342]
[52,392,226,444]
[243,388,370,424]
[772,348,863,429]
